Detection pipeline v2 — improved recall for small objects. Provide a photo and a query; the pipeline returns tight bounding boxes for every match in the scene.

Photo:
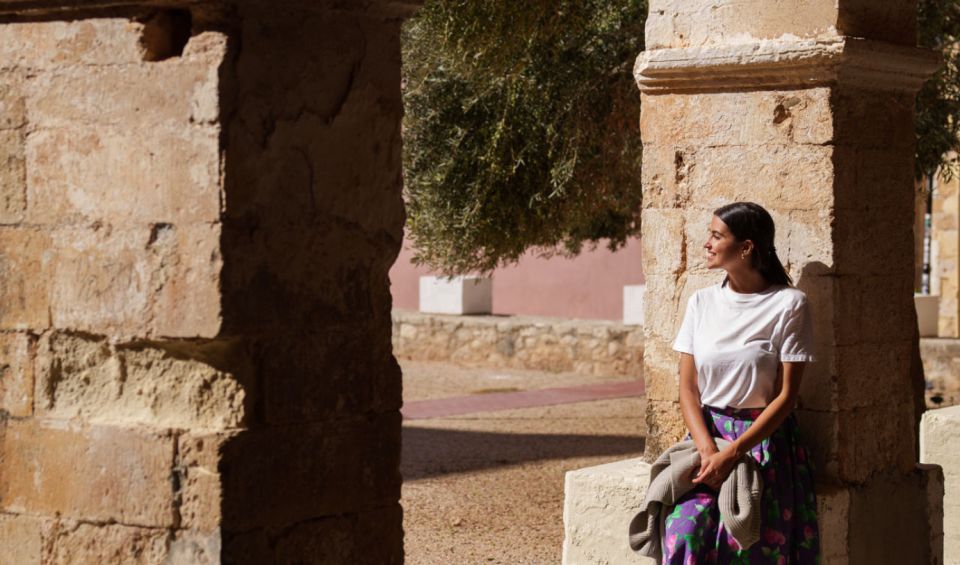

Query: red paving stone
[401,380,645,420]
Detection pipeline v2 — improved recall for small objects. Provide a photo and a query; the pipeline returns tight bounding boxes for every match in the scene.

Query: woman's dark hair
[713,201,793,287]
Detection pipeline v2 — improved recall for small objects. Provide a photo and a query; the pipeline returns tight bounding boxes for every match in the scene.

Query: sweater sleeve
[672,293,697,355]
[779,295,816,362]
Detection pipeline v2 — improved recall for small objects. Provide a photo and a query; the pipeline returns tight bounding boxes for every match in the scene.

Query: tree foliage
[917,0,960,180]
[402,0,647,274]
[403,0,960,275]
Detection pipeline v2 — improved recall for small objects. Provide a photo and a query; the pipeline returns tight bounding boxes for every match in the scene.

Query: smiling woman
[633,202,821,564]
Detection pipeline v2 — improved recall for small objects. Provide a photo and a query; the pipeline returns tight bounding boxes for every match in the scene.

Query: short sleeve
[672,293,697,355]
[779,296,816,362]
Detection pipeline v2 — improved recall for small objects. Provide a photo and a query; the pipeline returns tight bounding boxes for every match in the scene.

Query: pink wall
[389,235,644,320]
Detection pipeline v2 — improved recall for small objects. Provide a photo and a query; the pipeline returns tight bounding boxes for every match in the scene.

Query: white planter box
[623,284,645,326]
[915,294,940,337]
[419,276,492,315]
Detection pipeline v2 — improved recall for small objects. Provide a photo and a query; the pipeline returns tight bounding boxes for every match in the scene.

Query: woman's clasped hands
[692,445,739,491]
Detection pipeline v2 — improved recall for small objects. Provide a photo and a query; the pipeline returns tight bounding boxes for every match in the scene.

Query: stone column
[637,1,943,561]
[0,2,417,563]
[933,164,960,337]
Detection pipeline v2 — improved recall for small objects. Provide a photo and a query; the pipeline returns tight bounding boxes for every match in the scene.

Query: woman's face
[704,215,746,270]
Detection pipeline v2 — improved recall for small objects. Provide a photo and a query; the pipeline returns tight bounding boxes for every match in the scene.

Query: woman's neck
[724,269,770,294]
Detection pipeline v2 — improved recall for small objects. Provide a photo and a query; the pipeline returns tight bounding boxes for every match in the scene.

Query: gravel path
[401,360,647,564]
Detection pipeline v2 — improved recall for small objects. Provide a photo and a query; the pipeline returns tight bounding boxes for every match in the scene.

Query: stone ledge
[391,310,644,378]
[563,460,944,564]
[562,458,652,565]
[921,404,960,564]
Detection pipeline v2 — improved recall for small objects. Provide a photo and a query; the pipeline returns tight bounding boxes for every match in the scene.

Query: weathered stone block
[151,222,223,338]
[834,206,915,279]
[834,341,911,410]
[793,409,840,483]
[26,127,221,225]
[639,143,686,210]
[0,129,25,224]
[35,332,251,429]
[642,336,680,402]
[0,227,52,329]
[832,87,916,150]
[640,275,682,343]
[27,36,226,129]
[644,0,838,50]
[180,412,402,531]
[815,486,850,563]
[49,227,153,335]
[644,399,687,459]
[0,512,45,565]
[640,89,833,147]
[48,521,169,565]
[0,420,176,527]
[681,207,715,274]
[562,458,651,565]
[269,506,404,565]
[783,209,834,275]
[833,274,916,345]
[683,145,835,212]
[0,332,34,416]
[640,208,685,276]
[0,20,144,69]
[837,403,916,483]
[921,405,960,563]
[48,224,221,338]
[0,70,26,130]
[259,329,398,425]
[834,147,916,213]
[167,529,221,565]
[847,467,944,564]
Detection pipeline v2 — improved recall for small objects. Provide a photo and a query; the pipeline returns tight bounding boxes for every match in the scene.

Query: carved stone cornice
[634,37,940,94]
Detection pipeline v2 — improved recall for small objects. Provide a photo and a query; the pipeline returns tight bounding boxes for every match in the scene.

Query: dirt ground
[400,360,647,564]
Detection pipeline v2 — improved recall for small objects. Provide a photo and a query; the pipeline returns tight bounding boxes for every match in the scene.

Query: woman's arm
[678,352,718,460]
[692,361,806,489]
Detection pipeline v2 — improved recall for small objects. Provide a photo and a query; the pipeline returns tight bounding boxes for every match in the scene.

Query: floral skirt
[661,405,820,565]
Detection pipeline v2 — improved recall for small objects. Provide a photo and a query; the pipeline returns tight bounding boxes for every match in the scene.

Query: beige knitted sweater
[627,438,762,561]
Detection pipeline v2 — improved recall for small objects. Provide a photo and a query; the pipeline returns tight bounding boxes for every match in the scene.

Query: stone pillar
[636,2,943,562]
[0,2,417,562]
[933,163,960,337]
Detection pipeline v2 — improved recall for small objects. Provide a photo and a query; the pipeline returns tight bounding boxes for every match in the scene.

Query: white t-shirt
[671,280,816,409]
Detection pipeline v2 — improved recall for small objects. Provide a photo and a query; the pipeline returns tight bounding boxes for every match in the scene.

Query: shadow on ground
[402,426,646,480]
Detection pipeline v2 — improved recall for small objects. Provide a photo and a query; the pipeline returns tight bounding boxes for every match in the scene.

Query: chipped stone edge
[634,38,940,93]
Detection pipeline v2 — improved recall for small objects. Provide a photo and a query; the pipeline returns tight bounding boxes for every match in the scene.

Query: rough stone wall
[0,4,409,563]
[637,1,942,561]
[213,6,405,561]
[392,310,644,378]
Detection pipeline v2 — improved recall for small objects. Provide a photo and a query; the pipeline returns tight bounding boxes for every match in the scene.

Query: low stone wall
[394,313,960,393]
[392,310,644,378]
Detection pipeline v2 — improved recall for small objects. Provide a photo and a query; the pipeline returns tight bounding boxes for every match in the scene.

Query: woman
[662,202,820,564]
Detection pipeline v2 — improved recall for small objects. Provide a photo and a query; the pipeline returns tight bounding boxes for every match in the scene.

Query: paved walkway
[400,360,647,564]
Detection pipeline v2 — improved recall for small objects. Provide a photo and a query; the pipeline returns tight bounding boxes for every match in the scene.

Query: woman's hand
[692,447,739,491]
